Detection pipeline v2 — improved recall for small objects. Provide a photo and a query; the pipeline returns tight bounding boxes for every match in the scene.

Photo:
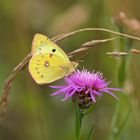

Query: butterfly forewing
[31,33,69,62]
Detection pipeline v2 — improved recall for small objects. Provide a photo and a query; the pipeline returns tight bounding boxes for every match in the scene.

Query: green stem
[108,26,132,140]
[75,101,84,140]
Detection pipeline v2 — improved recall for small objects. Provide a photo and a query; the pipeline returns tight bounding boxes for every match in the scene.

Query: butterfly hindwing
[29,53,72,84]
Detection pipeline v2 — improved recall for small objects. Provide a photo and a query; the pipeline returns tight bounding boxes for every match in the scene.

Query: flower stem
[75,100,84,140]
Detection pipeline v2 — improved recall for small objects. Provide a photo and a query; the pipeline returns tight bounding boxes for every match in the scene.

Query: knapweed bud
[72,91,93,109]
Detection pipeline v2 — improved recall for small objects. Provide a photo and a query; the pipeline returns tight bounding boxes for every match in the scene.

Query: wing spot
[44,61,49,67]
[41,75,44,78]
[37,72,40,74]
[35,67,38,70]
[52,49,56,52]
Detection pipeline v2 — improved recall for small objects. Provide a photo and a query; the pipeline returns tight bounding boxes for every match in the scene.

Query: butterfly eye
[52,49,56,52]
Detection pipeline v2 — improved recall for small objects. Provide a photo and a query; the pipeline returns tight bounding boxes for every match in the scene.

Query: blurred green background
[0,0,140,140]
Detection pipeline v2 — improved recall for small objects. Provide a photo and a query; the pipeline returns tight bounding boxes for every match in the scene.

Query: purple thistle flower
[50,69,121,109]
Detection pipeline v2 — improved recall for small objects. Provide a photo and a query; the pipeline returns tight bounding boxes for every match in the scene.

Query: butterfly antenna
[76,59,85,63]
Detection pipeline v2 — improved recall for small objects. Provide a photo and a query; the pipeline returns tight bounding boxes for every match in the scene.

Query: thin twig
[1,27,140,116]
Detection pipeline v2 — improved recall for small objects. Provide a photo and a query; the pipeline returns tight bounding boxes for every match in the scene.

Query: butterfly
[28,33,78,84]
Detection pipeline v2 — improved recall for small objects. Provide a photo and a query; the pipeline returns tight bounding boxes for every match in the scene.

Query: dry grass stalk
[131,49,140,54]
[106,51,129,57]
[68,37,118,58]
[106,49,140,57]
[52,28,140,42]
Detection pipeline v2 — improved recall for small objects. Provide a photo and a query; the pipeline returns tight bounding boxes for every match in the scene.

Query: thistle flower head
[50,69,121,109]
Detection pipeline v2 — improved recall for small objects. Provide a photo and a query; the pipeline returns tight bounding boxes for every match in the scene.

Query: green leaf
[116,109,130,137]
[82,104,94,115]
[86,123,95,140]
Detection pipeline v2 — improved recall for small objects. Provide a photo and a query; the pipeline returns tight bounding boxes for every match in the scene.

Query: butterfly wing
[28,53,75,84]
[31,33,69,62]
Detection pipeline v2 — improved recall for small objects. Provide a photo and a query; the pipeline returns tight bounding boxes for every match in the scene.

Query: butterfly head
[62,61,78,76]
[71,61,78,68]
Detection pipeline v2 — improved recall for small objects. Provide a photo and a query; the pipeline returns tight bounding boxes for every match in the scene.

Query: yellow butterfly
[28,33,78,84]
